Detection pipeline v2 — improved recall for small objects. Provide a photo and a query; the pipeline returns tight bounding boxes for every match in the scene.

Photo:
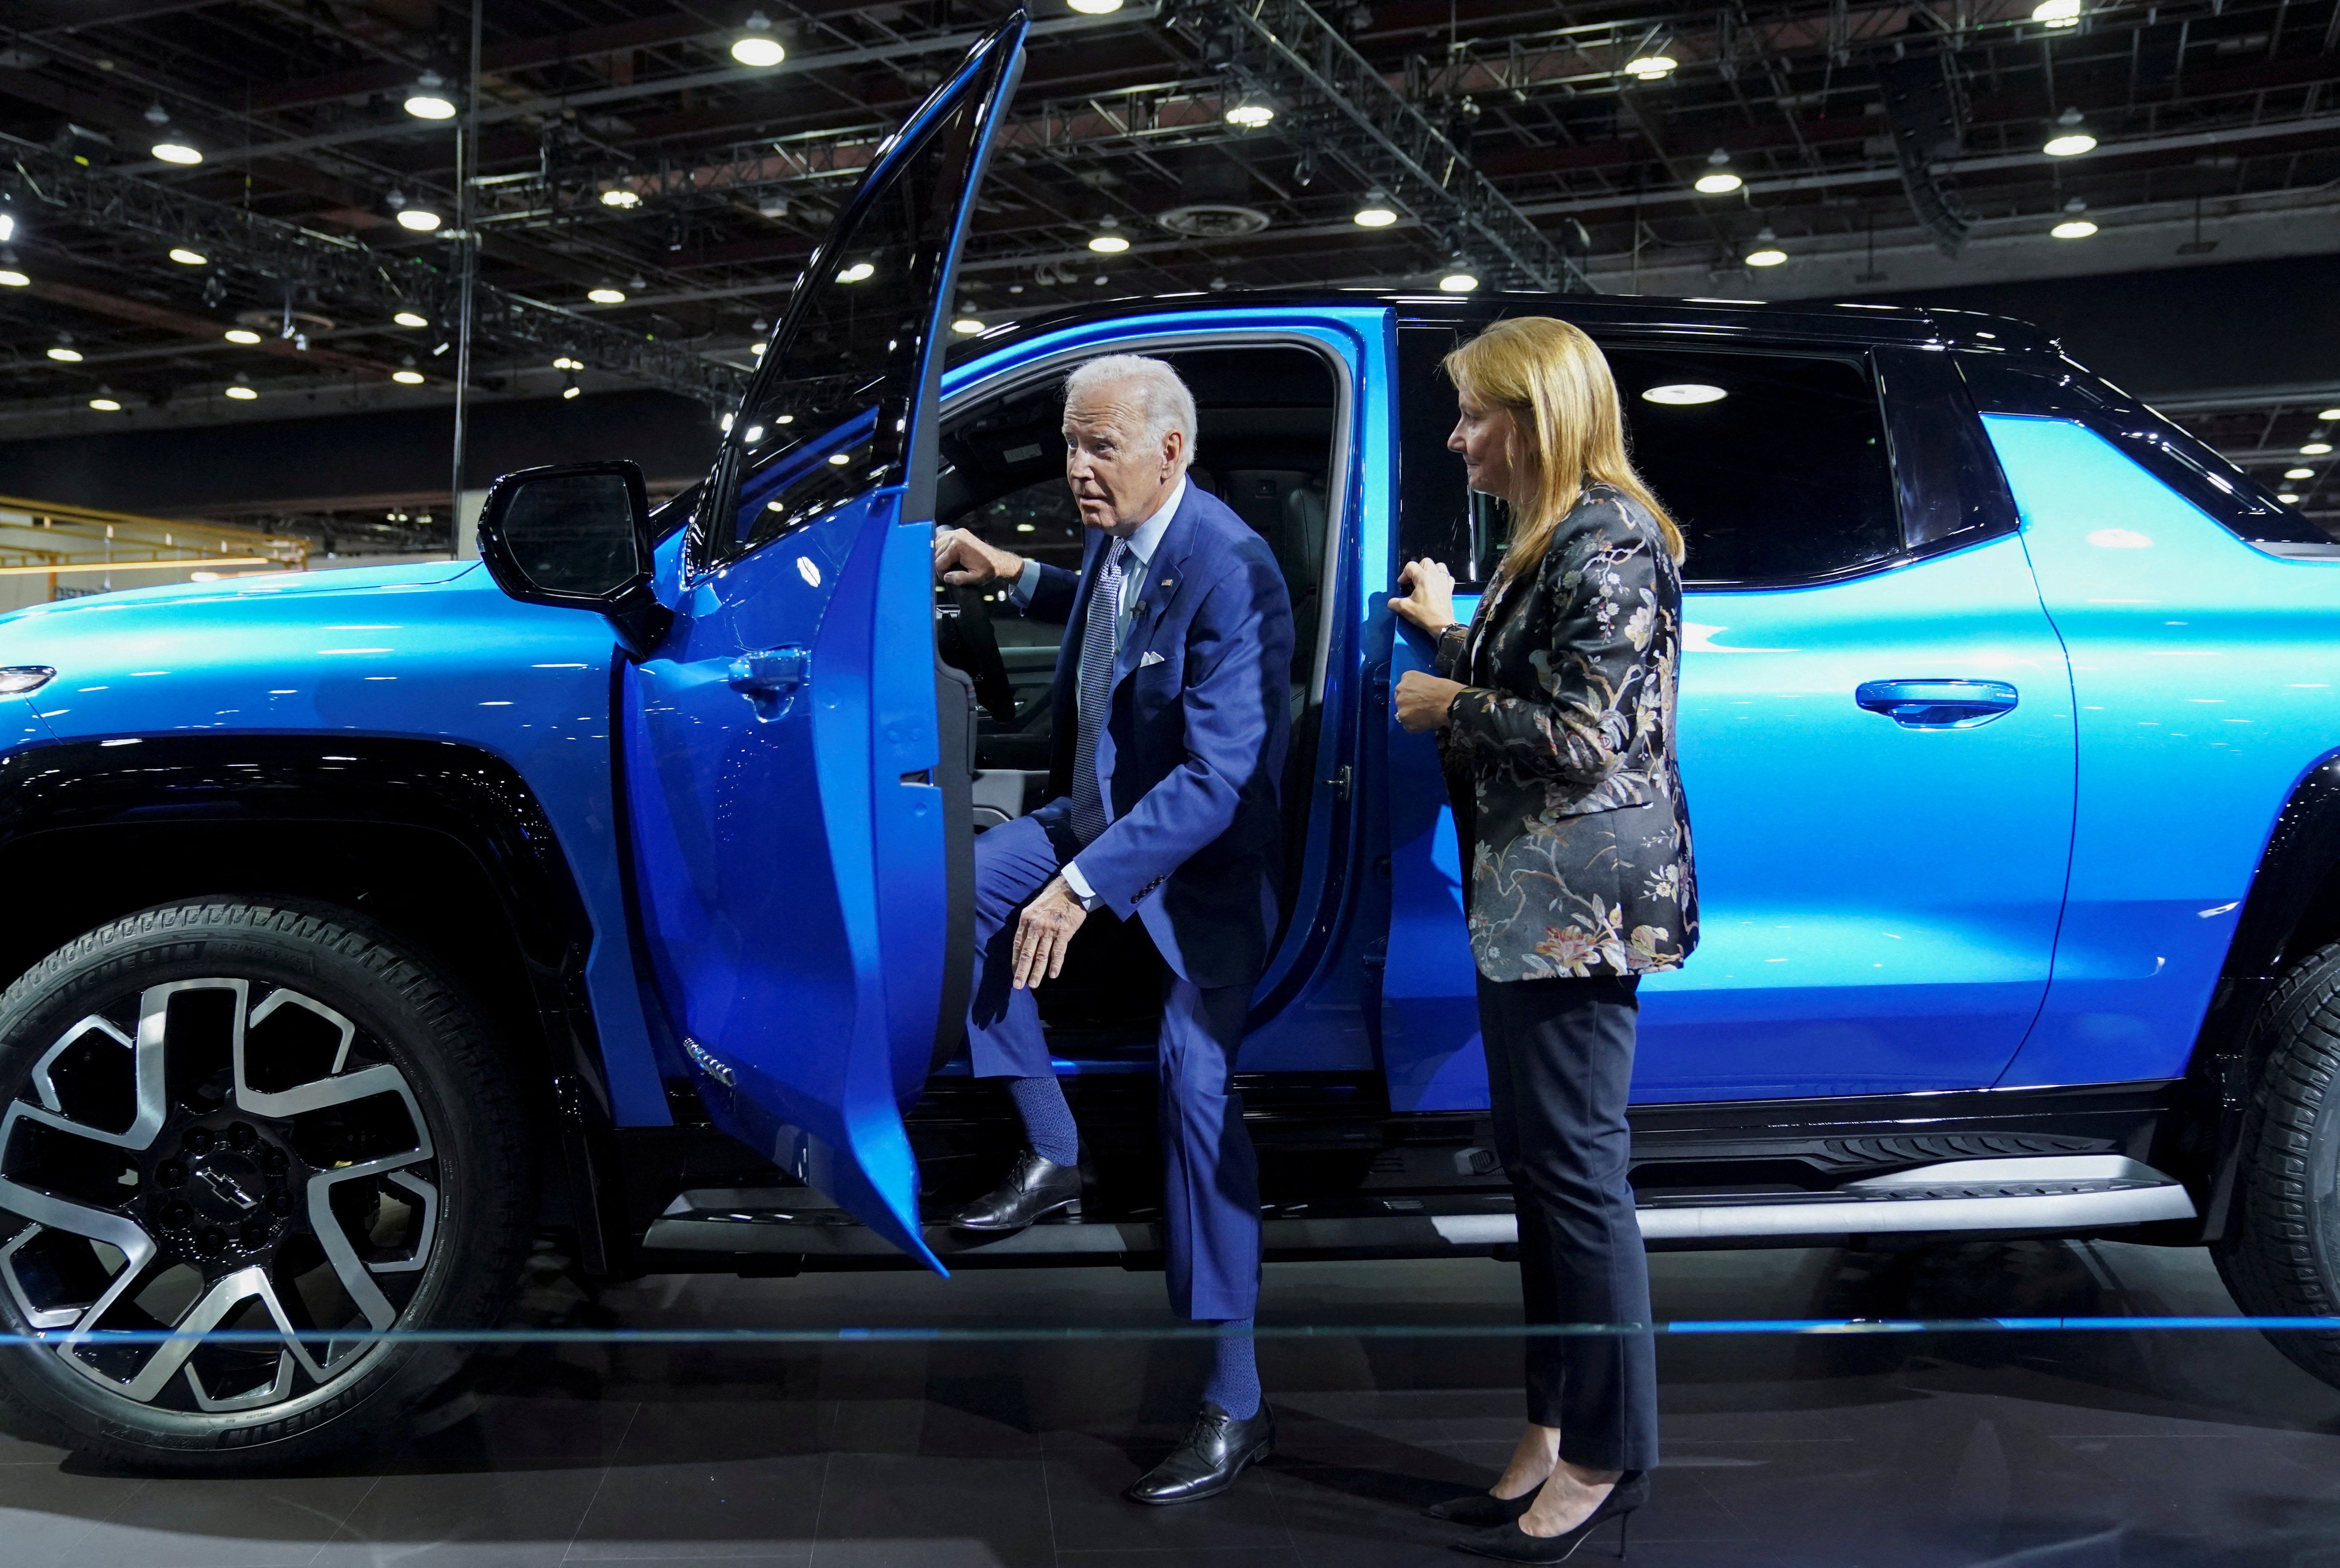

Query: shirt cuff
[1008,557,1043,608]
[1060,860,1102,911]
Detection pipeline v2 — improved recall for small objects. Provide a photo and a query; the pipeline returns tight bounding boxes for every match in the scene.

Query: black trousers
[1477,972,1659,1472]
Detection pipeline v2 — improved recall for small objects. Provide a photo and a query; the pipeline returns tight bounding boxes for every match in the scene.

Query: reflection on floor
[6,1240,2340,1566]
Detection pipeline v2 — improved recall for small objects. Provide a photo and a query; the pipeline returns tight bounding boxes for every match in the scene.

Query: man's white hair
[1064,354,1198,470]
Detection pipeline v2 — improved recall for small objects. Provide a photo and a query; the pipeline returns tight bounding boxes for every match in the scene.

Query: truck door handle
[1855,678,2019,729]
[728,646,809,712]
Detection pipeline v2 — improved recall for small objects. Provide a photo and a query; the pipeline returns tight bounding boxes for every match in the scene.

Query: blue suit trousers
[966,810,1262,1321]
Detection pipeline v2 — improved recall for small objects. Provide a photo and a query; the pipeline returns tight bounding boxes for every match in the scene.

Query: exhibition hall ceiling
[0,0,2332,541]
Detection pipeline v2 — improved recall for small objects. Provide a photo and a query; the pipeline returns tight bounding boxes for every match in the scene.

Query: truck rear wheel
[0,899,533,1469]
[2214,939,2340,1391]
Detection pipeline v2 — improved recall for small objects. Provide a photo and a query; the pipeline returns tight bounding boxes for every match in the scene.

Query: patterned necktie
[1069,537,1127,847]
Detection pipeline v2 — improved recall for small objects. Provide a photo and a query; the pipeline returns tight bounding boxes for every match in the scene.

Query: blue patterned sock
[1200,1319,1261,1419]
[1006,1075,1078,1166]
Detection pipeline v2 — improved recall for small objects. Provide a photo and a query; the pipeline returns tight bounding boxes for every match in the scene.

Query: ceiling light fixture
[1744,227,1787,266]
[223,328,263,344]
[561,372,581,400]
[2279,493,2303,505]
[1224,93,1276,128]
[2051,198,2097,239]
[396,205,443,233]
[404,71,457,120]
[0,268,25,288]
[552,355,583,371]
[224,372,258,400]
[1642,383,1728,405]
[1088,217,1130,253]
[2302,442,2334,456]
[1437,267,1479,293]
[46,338,81,363]
[2319,408,2340,422]
[836,261,875,283]
[393,310,429,328]
[731,11,787,68]
[2043,107,2097,157]
[2032,0,2082,25]
[1068,0,1124,12]
[89,387,122,412]
[391,359,427,385]
[1353,193,1399,227]
[150,139,202,165]
[600,187,642,209]
[587,286,628,304]
[2286,468,2315,480]
[0,212,12,244]
[1694,149,1742,194]
[1622,54,1677,80]
[952,317,985,334]
[168,247,207,265]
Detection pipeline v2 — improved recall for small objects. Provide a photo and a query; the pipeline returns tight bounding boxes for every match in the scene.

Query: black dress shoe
[1124,1401,1276,1505]
[953,1148,1082,1232]
[1426,1480,1542,1526]
[1453,1470,1648,1562]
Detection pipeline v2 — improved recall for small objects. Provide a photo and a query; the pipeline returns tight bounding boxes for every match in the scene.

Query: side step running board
[643,1155,2196,1262]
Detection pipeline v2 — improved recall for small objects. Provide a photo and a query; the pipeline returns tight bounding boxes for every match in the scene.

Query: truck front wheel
[0,899,533,1469]
[2215,939,2340,1391]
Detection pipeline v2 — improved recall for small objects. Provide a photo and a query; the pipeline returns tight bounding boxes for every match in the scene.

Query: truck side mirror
[476,460,672,657]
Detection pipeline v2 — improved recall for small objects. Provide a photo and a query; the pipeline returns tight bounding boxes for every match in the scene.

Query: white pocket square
[1139,650,1167,667]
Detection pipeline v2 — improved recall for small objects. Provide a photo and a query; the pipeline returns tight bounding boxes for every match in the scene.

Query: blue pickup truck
[1,16,2337,1469]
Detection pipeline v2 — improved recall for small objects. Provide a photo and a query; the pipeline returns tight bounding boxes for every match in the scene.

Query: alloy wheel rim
[0,977,439,1414]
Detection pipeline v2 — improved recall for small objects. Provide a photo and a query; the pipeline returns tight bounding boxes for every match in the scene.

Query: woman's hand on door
[1391,557,1459,634]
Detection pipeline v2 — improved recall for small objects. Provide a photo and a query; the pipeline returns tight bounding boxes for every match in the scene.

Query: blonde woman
[1390,316,1696,1563]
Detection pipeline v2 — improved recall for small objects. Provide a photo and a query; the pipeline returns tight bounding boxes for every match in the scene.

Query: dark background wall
[0,388,720,515]
[1873,253,2340,395]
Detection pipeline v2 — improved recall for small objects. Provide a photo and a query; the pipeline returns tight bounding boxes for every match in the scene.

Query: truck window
[1396,325,1902,589]
[1607,346,1899,587]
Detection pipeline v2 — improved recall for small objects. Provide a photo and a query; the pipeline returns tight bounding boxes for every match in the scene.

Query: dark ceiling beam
[13,0,229,33]
[246,13,724,112]
[18,274,455,386]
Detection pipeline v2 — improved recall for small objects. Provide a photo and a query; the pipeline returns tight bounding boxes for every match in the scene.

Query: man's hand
[1394,670,1468,732]
[935,527,1026,588]
[1012,875,1090,989]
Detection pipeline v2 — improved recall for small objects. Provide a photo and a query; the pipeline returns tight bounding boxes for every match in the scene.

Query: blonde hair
[1442,316,1685,579]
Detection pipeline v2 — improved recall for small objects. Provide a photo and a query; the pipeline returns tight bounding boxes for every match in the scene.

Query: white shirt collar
[1117,475,1185,570]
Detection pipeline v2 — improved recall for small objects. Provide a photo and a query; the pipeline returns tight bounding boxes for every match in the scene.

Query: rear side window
[1397,325,1902,589]
[1605,346,1898,587]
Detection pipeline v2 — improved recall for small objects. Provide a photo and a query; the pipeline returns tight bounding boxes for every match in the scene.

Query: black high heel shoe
[1425,1480,1542,1526]
[1452,1470,1648,1563]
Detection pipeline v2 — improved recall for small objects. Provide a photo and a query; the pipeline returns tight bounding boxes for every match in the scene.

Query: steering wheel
[938,582,1016,725]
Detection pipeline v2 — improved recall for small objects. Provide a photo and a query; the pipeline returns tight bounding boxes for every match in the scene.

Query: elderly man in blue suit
[933,354,1294,1504]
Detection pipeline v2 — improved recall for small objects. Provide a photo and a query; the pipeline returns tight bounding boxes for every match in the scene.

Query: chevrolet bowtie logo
[197,1167,259,1212]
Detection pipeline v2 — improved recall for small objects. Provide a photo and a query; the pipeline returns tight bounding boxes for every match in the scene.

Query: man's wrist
[1059,862,1102,911]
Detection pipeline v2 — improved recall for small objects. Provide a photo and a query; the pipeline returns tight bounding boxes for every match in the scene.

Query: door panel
[1639,539,2074,1098]
[619,16,1027,1269]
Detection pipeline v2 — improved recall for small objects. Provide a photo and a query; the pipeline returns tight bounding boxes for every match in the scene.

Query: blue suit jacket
[1021,482,1295,989]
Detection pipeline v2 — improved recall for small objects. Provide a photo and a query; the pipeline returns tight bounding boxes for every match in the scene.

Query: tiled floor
[8,1238,2340,1566]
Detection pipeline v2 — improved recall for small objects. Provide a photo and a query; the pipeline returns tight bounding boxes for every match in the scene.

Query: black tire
[2214,939,2340,1390]
[0,899,534,1470]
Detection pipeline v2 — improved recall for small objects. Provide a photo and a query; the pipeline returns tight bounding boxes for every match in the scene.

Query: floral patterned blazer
[1432,482,1698,982]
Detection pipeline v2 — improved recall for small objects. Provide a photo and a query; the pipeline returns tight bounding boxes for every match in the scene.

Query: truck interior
[929,340,1343,1065]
